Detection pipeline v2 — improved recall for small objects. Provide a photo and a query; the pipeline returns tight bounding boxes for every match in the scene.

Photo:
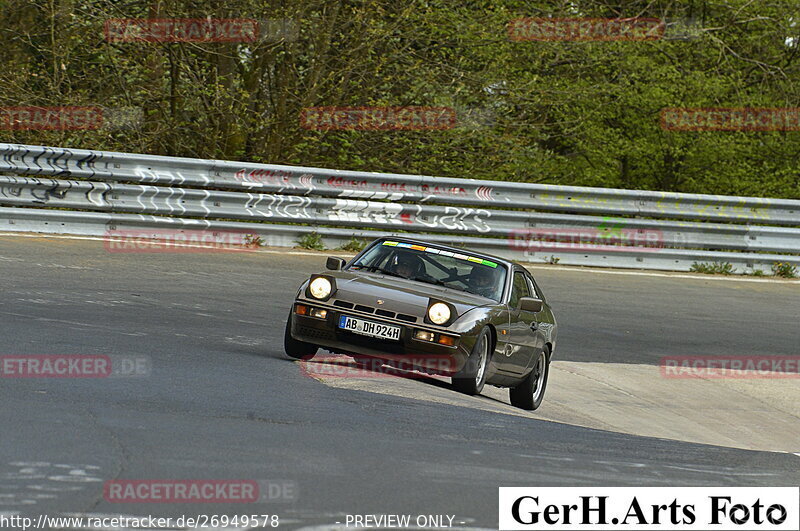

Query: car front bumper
[289,300,471,375]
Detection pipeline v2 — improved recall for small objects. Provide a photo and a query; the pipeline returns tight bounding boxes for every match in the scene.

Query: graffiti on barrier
[414,206,492,233]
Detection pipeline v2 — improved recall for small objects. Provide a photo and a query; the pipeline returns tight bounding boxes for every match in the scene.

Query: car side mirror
[326,256,346,271]
[519,297,543,313]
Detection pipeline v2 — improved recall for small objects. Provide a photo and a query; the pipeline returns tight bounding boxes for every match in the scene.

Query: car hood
[322,270,495,319]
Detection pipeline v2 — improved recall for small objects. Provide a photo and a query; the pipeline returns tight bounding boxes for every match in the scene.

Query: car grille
[296,326,336,341]
[333,299,417,323]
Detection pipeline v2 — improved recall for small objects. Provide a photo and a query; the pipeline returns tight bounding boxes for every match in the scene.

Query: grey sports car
[284,237,557,410]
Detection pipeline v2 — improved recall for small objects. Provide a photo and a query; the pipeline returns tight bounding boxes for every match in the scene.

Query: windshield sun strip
[382,241,499,268]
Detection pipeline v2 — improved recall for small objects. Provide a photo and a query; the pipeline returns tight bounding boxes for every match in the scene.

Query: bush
[296,232,325,251]
[339,237,368,253]
[690,262,735,275]
[771,262,798,278]
[243,234,264,248]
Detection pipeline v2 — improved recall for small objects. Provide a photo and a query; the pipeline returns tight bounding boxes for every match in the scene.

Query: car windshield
[348,240,507,302]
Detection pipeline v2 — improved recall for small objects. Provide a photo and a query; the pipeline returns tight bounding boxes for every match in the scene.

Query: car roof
[377,237,516,269]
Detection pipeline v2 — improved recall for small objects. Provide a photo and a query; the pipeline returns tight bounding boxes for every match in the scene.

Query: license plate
[338,315,401,341]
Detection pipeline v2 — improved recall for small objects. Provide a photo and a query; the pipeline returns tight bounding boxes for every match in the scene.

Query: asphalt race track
[1,234,799,530]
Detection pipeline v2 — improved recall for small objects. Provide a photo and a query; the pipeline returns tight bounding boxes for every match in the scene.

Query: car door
[504,269,538,375]
[521,273,547,371]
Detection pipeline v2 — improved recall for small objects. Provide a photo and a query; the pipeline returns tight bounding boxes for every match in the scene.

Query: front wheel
[452,327,492,395]
[284,316,318,360]
[509,346,550,411]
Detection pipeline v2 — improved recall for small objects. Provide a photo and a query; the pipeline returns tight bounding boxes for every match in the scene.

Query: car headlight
[309,277,332,299]
[428,302,451,325]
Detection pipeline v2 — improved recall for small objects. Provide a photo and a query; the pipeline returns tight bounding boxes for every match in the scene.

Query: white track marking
[522,263,800,284]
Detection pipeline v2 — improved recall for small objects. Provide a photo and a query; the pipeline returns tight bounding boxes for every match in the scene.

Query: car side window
[509,271,530,309]
[525,274,538,298]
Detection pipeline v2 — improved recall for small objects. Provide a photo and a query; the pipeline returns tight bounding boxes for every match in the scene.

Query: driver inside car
[467,265,499,299]
[390,252,424,279]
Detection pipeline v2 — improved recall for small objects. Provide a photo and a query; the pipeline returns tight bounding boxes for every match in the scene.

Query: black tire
[284,316,318,360]
[509,346,550,411]
[452,327,492,395]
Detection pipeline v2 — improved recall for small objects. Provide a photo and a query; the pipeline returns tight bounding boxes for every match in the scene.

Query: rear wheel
[452,327,492,395]
[509,346,550,410]
[284,316,318,360]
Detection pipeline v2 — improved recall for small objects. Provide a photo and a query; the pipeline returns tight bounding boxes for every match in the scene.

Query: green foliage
[771,262,798,278]
[296,232,325,251]
[1,0,799,198]
[243,234,264,248]
[339,237,368,253]
[690,261,735,275]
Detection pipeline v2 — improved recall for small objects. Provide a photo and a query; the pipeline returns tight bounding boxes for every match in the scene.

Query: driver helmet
[391,251,423,278]
[468,265,498,296]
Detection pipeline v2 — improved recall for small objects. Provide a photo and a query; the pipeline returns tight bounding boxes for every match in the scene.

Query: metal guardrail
[1,143,799,273]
